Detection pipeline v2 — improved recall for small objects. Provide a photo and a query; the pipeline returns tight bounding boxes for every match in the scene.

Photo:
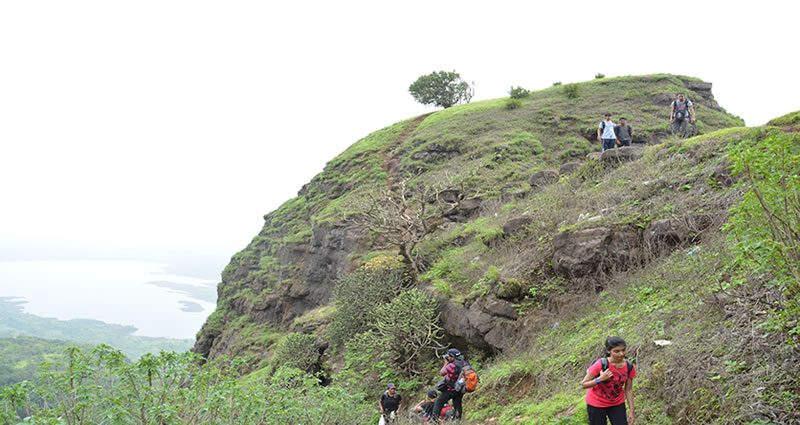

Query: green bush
[563,83,580,99]
[725,130,800,340]
[370,289,442,375]
[509,86,530,99]
[552,81,562,86]
[0,346,374,424]
[505,98,522,110]
[271,333,320,372]
[328,269,406,346]
[595,72,605,79]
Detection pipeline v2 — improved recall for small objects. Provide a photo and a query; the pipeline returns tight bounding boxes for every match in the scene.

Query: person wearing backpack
[670,93,696,138]
[580,336,637,425]
[379,383,403,422]
[597,113,617,152]
[430,348,465,423]
[613,117,634,147]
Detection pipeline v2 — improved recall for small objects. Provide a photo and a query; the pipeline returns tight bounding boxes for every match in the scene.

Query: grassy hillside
[198,74,745,363]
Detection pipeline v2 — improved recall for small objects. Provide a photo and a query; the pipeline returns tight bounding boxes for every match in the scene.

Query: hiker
[670,93,696,138]
[614,117,634,147]
[410,389,438,421]
[597,113,617,151]
[379,383,403,422]
[409,389,455,422]
[430,348,465,423]
[580,336,637,425]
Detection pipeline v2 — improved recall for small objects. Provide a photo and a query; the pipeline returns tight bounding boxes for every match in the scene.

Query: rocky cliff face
[194,75,745,362]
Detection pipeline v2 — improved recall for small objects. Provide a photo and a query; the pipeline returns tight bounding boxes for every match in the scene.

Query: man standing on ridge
[431,348,465,423]
[597,113,617,151]
[670,92,696,138]
[614,117,634,147]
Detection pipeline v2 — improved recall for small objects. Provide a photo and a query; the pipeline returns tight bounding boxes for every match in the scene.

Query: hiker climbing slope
[379,383,403,422]
[580,336,637,425]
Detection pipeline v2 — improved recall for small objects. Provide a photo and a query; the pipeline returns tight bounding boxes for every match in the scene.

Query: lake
[0,260,217,339]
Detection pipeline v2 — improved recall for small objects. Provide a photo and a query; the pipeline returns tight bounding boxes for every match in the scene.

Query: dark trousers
[587,402,627,425]
[430,390,463,422]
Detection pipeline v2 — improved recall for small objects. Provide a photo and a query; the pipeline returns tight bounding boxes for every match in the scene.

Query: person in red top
[430,348,465,423]
[580,336,637,425]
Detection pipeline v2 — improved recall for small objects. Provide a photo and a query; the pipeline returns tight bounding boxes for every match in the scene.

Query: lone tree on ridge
[408,70,473,108]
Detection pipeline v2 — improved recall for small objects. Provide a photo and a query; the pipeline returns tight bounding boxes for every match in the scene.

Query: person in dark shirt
[414,389,437,416]
[614,117,634,147]
[430,348,465,423]
[379,383,403,421]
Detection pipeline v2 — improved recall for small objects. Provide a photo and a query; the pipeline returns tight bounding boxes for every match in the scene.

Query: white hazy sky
[1,0,798,279]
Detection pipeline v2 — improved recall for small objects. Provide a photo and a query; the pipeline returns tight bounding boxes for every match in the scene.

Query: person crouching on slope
[580,336,637,425]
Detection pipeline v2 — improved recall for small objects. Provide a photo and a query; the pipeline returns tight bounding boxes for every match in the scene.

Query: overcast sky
[1,0,798,279]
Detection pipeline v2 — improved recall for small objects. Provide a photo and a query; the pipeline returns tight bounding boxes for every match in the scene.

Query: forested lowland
[0,298,193,362]
[1,76,798,424]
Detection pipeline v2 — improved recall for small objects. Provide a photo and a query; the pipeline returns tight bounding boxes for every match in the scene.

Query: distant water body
[0,260,217,339]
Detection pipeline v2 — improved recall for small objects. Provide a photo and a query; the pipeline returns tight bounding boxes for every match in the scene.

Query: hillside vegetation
[2,75,798,425]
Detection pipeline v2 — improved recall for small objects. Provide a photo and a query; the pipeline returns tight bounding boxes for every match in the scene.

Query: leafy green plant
[271,333,319,372]
[563,83,580,99]
[370,289,442,375]
[595,73,605,79]
[725,130,800,340]
[505,98,523,110]
[509,86,530,99]
[328,269,406,346]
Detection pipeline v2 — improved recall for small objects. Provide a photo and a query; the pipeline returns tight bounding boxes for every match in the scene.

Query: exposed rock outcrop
[552,226,643,277]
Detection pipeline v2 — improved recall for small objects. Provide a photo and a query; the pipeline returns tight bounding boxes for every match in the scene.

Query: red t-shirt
[585,359,636,408]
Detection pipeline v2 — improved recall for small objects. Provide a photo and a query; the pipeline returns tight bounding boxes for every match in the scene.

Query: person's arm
[413,400,425,413]
[439,361,450,376]
[597,124,602,141]
[669,102,675,123]
[580,367,613,389]
[625,378,636,424]
[397,396,403,413]
[378,396,385,414]
[689,104,696,122]
[614,125,620,145]
[630,126,634,138]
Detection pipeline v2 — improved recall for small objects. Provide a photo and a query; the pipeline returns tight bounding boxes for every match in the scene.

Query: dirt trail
[384,113,432,189]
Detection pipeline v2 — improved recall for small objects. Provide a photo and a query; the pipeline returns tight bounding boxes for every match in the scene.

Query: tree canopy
[408,70,472,108]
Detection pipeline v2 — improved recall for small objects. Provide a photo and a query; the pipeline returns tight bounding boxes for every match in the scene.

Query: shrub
[328,269,406,346]
[563,83,580,99]
[370,288,442,374]
[271,333,320,372]
[508,86,530,99]
[552,81,562,86]
[595,72,605,79]
[505,98,522,110]
[725,130,800,340]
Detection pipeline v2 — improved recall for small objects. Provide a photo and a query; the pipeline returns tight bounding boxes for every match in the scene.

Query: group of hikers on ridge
[379,338,636,425]
[597,92,698,151]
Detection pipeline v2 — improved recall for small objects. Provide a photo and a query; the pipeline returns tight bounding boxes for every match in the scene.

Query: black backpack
[673,100,690,122]
[588,357,633,384]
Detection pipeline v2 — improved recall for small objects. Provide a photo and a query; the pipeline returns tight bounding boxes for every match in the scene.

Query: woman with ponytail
[580,336,636,425]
